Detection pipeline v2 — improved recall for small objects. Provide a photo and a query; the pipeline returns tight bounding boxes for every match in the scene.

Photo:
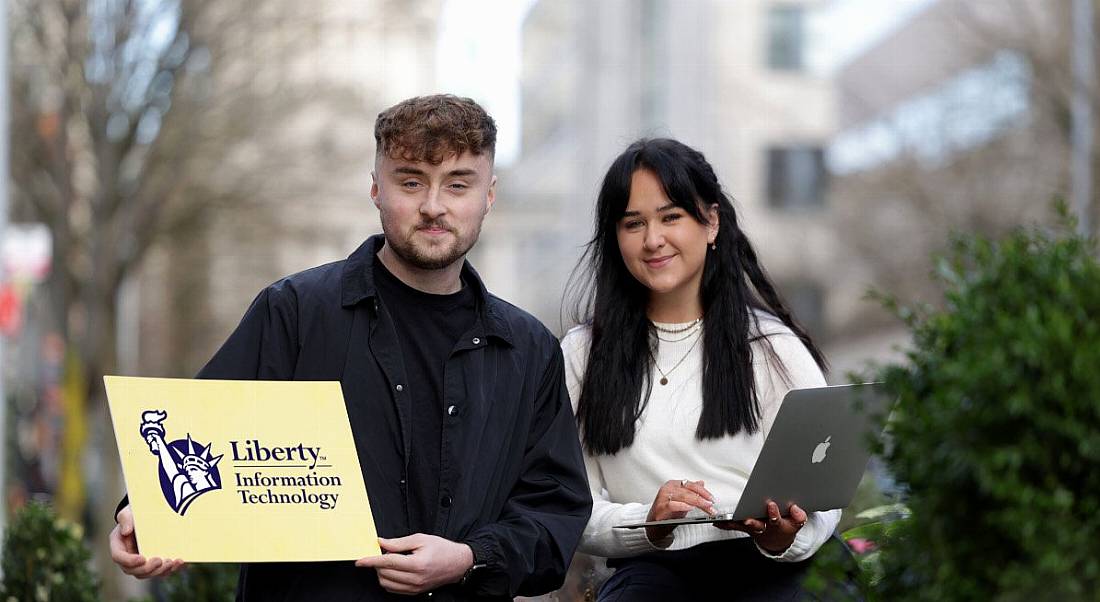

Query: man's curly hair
[374,94,497,165]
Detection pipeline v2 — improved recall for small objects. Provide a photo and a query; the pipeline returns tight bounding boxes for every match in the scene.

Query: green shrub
[0,501,99,602]
[867,208,1100,600]
[155,563,238,602]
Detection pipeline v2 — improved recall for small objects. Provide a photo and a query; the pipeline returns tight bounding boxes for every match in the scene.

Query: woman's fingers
[660,500,700,518]
[766,500,783,523]
[661,490,714,517]
[734,518,766,534]
[713,519,750,532]
[645,479,718,542]
[657,479,714,517]
[712,502,808,536]
[681,480,715,503]
[788,504,808,527]
[723,502,810,554]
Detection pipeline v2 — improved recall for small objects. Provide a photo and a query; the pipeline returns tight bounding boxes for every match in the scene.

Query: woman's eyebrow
[622,203,677,218]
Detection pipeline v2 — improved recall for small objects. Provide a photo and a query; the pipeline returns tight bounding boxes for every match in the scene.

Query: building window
[766,4,804,71]
[766,146,826,209]
[640,0,669,129]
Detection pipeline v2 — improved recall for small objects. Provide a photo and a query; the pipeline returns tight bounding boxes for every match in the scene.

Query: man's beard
[384,219,481,270]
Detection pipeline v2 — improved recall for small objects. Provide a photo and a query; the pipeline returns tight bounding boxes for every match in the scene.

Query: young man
[109,95,592,601]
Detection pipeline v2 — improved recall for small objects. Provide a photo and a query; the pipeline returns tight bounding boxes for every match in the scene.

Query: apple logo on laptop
[811,436,831,464]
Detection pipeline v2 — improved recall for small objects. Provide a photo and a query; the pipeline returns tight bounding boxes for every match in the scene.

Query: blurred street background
[0,0,1095,598]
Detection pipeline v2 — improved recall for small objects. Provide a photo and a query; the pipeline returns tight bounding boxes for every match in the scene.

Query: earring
[710,241,717,251]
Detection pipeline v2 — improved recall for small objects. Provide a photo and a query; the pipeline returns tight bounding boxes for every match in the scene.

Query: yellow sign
[105,376,381,562]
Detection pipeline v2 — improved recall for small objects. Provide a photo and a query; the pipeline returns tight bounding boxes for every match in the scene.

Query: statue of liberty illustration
[140,410,223,515]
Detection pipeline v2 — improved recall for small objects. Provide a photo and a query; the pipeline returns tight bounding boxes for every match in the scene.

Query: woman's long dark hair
[570,138,827,455]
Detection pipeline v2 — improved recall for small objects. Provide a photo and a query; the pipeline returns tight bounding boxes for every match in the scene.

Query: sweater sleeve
[751,328,840,562]
[756,508,842,562]
[560,328,672,558]
[577,456,673,558]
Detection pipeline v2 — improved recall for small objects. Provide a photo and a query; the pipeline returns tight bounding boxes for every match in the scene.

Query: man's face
[371,150,496,271]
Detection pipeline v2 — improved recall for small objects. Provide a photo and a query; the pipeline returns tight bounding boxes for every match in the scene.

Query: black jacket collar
[339,234,514,345]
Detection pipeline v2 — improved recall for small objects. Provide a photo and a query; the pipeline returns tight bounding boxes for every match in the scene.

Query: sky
[436,0,939,166]
[436,0,539,166]
[808,0,938,74]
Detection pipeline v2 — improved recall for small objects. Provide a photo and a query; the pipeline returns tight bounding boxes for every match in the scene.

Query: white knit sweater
[561,310,840,562]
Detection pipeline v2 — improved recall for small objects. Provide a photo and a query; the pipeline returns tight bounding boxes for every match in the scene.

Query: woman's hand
[644,479,715,543]
[715,500,807,554]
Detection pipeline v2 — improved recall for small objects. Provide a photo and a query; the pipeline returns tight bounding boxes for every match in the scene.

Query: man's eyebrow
[446,168,479,178]
[390,166,480,178]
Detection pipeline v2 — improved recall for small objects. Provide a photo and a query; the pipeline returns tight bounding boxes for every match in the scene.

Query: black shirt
[135,234,592,601]
[372,257,477,534]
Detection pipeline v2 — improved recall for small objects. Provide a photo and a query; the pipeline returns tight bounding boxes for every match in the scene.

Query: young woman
[562,138,842,600]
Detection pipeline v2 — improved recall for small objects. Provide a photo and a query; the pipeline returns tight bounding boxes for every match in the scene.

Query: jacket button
[447,405,458,416]
[472,337,481,345]
[440,495,453,508]
[395,384,404,392]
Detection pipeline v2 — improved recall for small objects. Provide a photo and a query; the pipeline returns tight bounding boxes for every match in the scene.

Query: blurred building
[127,0,1084,398]
[824,0,1073,372]
[132,0,443,378]
[476,0,836,345]
[498,2,836,595]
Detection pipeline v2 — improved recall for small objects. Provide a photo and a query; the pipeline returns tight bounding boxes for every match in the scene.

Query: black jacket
[196,235,591,601]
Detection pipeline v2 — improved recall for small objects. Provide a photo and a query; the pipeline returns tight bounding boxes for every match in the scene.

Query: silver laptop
[616,383,892,528]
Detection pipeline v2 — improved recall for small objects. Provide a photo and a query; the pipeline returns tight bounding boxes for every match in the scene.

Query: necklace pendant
[659,377,669,386]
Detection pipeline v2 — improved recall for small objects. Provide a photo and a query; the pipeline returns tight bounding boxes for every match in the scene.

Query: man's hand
[355,534,474,595]
[109,505,186,578]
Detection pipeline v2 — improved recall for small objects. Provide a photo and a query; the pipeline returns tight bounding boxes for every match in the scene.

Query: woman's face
[616,168,718,301]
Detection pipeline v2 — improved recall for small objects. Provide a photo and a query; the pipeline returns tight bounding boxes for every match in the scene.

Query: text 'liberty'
[230,439,323,470]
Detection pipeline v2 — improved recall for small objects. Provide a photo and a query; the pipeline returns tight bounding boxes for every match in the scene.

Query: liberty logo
[140,410,223,515]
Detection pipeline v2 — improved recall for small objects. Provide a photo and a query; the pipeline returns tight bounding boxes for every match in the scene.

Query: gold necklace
[649,330,703,386]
